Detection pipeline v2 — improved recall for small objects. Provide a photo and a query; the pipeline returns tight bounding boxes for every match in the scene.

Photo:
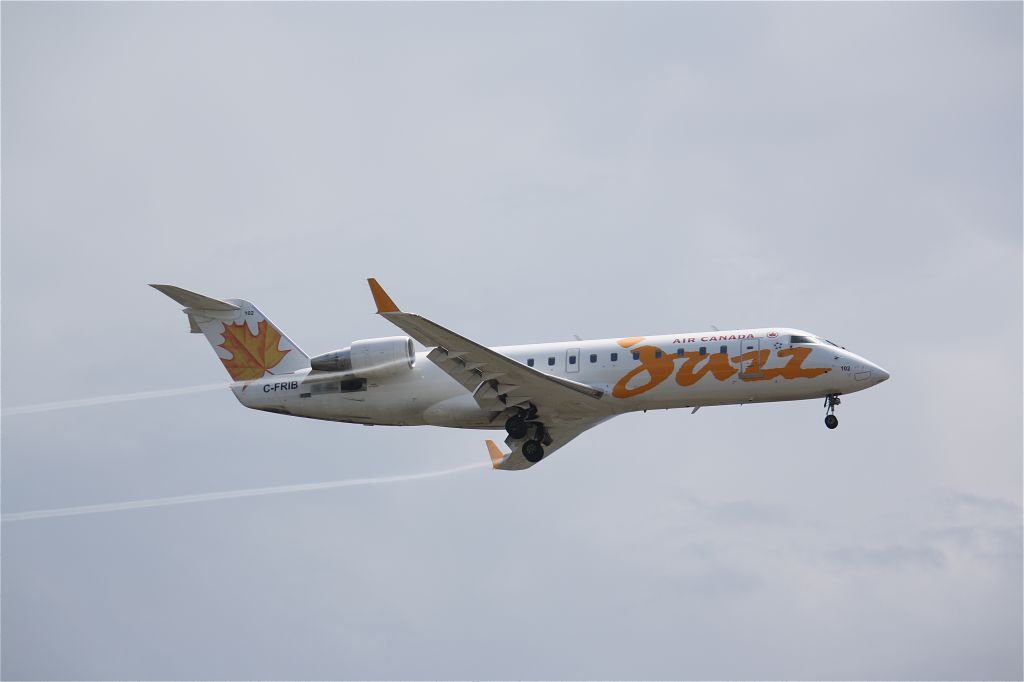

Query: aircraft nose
[872,364,890,383]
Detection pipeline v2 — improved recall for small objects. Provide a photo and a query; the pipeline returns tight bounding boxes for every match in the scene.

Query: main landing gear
[824,394,840,429]
[504,413,529,439]
[522,439,545,463]
[505,404,547,462]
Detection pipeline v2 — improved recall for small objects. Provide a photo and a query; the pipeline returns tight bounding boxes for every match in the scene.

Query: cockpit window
[791,335,843,348]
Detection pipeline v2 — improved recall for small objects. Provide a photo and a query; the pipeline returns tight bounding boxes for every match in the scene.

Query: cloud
[825,544,946,571]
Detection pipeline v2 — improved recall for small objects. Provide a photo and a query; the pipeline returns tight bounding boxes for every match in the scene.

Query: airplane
[152,279,890,470]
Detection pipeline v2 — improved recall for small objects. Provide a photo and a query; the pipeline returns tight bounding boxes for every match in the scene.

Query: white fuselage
[234,327,889,428]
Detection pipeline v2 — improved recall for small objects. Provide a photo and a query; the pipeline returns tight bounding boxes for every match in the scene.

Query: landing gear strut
[504,404,539,439]
[505,404,547,462]
[824,394,840,429]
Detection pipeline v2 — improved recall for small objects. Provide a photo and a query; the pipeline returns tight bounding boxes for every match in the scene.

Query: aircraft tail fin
[150,284,310,381]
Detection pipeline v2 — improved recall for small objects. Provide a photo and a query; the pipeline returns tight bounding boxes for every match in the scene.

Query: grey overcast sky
[2,2,1021,679]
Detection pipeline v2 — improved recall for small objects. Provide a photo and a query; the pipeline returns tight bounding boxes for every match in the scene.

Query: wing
[486,416,611,471]
[367,279,606,420]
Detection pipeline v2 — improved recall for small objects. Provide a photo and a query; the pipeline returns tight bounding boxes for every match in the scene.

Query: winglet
[367,278,401,314]
[485,440,506,469]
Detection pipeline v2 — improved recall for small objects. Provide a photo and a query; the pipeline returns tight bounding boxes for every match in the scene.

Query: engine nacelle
[310,336,415,378]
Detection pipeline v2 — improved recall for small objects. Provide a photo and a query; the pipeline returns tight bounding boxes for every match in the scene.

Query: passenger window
[569,355,577,365]
[527,358,534,367]
[589,354,597,363]
[654,350,662,358]
[720,345,727,355]
[677,349,685,357]
[632,352,640,360]
[547,357,555,366]
[611,352,618,362]
[699,346,706,356]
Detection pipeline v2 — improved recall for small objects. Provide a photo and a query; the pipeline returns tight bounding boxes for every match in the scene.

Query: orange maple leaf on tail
[218,320,290,381]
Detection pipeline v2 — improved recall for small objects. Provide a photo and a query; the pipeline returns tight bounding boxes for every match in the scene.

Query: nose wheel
[824,394,840,429]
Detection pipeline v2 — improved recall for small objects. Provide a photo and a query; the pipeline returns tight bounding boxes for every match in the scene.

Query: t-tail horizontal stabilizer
[150,284,239,312]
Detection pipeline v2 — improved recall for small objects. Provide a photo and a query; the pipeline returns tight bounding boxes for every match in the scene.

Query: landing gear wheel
[505,415,528,439]
[522,439,545,462]
[823,394,841,430]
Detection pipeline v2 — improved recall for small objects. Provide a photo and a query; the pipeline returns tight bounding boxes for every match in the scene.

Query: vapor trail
[2,462,488,523]
[1,382,232,417]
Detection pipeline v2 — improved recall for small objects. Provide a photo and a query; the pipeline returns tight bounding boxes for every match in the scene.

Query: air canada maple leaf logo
[218,320,290,381]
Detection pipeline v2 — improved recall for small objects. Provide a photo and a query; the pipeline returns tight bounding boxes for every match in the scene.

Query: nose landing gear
[824,394,841,429]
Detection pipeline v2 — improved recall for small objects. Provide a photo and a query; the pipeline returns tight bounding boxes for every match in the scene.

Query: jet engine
[310,336,415,378]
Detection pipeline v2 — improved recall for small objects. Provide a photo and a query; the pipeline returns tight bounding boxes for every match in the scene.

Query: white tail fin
[151,284,309,381]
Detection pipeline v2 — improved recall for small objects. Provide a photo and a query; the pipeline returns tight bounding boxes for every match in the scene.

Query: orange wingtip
[367,278,400,314]
[485,440,506,468]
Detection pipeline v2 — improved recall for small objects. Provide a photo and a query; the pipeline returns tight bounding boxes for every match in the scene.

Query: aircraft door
[738,338,764,379]
[566,348,580,373]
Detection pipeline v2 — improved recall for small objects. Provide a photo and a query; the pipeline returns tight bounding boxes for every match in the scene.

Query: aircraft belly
[295,395,401,424]
[422,393,495,428]
[270,380,427,426]
[271,361,491,427]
